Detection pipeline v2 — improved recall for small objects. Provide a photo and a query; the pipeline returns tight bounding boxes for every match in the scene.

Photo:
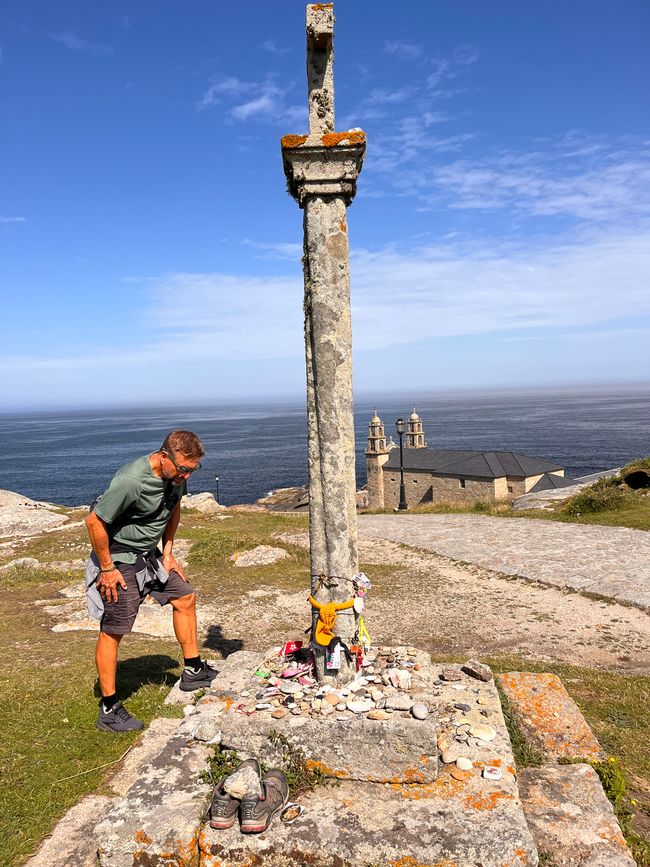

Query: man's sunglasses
[163,450,201,475]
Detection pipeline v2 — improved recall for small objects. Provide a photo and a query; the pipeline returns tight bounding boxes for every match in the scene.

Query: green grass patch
[482,654,650,858]
[495,680,543,768]
[0,576,184,867]
[364,490,650,531]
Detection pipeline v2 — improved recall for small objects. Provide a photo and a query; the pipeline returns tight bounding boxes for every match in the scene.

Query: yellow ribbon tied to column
[308,595,355,646]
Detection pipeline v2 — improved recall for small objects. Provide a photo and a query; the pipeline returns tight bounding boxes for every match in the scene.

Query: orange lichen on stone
[321,130,366,147]
[401,766,429,784]
[281,134,309,149]
[499,672,602,760]
[134,829,153,845]
[390,858,458,867]
[464,791,515,812]
[217,695,234,712]
[598,826,627,846]
[310,3,334,10]
[305,759,350,779]
[395,775,466,801]
[339,219,347,232]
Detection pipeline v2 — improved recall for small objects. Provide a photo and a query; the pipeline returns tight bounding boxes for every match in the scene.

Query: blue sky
[1,0,649,409]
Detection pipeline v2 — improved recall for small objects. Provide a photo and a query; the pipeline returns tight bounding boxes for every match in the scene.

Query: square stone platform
[196,649,538,866]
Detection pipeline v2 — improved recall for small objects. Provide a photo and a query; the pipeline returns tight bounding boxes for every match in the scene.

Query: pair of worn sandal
[210,759,289,834]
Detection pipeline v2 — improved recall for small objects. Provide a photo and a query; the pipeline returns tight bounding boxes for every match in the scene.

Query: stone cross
[281,4,366,681]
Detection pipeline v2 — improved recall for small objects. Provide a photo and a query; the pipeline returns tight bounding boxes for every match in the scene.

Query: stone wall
[383,471,495,509]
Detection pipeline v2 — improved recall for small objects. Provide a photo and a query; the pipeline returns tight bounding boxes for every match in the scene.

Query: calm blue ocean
[0,386,648,507]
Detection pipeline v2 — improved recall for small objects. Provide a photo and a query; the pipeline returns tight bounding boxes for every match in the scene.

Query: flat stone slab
[200,774,537,867]
[359,513,650,610]
[219,710,438,784]
[498,672,604,761]
[213,648,438,784]
[94,733,211,867]
[202,661,536,864]
[26,794,115,867]
[519,764,635,866]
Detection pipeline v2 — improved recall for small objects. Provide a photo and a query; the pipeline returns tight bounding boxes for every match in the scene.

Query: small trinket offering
[280,803,304,824]
[483,766,502,781]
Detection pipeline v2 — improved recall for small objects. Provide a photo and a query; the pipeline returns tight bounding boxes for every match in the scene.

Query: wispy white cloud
[417,135,650,222]
[198,75,306,126]
[4,227,648,382]
[242,239,303,260]
[51,32,113,55]
[0,216,26,224]
[230,82,285,121]
[348,229,650,349]
[262,39,290,56]
[384,40,422,61]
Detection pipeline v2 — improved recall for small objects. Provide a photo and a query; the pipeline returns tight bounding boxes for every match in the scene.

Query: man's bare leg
[96,631,122,697]
[95,630,144,731]
[170,593,199,658]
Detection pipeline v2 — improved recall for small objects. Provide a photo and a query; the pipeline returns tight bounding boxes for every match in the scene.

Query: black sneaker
[180,659,219,692]
[96,700,144,733]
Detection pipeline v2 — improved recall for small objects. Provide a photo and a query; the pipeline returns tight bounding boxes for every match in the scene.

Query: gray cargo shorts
[100,561,194,635]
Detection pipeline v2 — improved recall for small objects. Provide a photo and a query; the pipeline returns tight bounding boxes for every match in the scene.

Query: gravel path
[359,514,650,611]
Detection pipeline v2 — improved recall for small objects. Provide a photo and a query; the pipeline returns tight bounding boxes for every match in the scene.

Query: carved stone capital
[281,130,366,207]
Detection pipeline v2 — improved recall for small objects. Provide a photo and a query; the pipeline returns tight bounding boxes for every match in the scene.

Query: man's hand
[162,553,188,582]
[97,567,127,603]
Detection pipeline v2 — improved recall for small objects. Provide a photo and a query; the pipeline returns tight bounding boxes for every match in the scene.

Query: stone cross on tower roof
[281,4,366,683]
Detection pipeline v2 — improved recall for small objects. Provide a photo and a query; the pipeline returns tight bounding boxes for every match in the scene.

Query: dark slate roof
[528,472,574,493]
[383,448,563,479]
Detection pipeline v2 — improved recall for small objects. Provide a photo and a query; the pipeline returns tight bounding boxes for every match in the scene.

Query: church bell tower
[366,412,390,509]
[406,408,426,449]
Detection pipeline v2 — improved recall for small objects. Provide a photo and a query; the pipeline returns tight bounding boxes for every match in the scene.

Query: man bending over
[85,429,216,733]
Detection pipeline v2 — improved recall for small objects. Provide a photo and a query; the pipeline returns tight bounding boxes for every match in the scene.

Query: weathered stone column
[281,3,366,681]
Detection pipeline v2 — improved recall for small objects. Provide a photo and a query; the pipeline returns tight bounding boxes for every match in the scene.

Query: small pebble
[450,768,469,781]
[456,757,473,771]
[367,709,390,721]
[411,703,428,720]
[454,703,471,713]
[441,749,460,764]
[271,708,287,719]
[469,724,497,742]
[255,703,272,710]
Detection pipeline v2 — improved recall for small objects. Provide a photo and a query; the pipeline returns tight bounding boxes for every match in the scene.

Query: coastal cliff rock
[0,489,78,538]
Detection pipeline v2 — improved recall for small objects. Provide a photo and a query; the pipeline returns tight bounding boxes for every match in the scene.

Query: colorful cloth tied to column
[308,595,355,646]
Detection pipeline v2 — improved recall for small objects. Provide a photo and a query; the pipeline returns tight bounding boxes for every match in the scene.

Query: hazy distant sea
[0,386,648,507]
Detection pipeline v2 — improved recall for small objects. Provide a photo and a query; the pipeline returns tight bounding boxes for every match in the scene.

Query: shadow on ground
[203,624,244,657]
[93,653,180,701]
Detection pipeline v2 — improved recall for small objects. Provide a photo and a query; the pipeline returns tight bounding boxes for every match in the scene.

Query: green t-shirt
[94,453,187,563]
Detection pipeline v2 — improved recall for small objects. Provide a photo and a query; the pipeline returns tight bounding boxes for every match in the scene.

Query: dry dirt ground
[38,529,650,676]
[268,531,650,675]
